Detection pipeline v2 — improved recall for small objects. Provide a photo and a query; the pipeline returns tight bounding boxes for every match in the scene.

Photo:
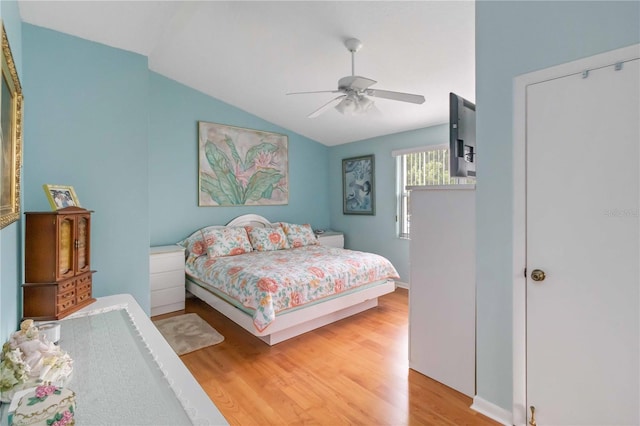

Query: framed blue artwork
[342,155,374,215]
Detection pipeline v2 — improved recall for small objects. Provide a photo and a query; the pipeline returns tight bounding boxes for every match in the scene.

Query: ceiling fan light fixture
[357,95,374,112]
[335,93,374,116]
[335,95,356,115]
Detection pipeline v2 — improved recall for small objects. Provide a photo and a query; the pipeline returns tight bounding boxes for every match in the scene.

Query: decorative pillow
[201,226,252,258]
[177,230,208,259]
[245,226,289,251]
[280,222,318,248]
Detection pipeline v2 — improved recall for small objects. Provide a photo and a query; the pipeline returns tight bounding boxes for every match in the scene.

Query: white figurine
[5,319,72,386]
[9,320,54,374]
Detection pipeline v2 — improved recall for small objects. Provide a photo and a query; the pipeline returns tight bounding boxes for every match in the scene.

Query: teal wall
[9,24,329,328]
[475,0,640,411]
[6,3,636,415]
[328,124,448,282]
[148,73,329,246]
[22,24,151,311]
[0,0,23,342]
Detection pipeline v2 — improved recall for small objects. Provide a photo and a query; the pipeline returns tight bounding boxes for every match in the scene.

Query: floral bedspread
[186,245,399,332]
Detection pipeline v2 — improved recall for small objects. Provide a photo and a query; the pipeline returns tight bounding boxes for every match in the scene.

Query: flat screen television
[449,92,476,178]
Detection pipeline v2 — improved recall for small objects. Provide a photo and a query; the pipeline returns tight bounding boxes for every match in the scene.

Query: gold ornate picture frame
[0,22,23,229]
[43,184,80,210]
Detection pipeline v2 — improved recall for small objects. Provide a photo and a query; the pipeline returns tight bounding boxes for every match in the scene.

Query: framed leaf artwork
[198,122,288,206]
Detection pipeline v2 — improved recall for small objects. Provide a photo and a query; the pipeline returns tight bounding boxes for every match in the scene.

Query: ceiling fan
[287,38,425,118]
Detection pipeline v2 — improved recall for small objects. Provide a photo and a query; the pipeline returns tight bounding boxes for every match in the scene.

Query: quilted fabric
[186,245,400,331]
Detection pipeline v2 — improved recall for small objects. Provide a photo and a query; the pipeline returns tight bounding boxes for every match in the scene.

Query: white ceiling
[18,1,475,146]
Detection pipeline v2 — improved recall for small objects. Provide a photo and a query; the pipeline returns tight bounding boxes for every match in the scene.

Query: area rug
[153,313,224,355]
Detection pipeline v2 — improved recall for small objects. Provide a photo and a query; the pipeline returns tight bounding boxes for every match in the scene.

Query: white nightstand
[316,231,344,248]
[150,245,186,316]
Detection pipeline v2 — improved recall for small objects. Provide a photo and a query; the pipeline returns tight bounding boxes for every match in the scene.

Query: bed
[181,214,399,345]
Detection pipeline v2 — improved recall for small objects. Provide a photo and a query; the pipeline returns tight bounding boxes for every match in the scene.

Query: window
[395,145,474,238]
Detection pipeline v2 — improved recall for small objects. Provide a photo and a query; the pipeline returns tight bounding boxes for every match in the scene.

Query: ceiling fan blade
[308,95,346,118]
[366,89,425,104]
[287,90,342,95]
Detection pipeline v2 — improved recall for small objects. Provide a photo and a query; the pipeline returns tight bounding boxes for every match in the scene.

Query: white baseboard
[395,281,409,289]
[471,396,513,426]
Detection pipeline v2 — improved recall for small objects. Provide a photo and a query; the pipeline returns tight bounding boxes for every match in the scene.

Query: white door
[526,58,639,424]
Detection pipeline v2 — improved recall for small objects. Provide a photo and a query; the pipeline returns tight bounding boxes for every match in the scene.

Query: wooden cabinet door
[56,216,76,280]
[76,213,91,273]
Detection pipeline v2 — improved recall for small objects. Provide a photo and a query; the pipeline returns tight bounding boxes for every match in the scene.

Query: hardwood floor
[154,288,498,425]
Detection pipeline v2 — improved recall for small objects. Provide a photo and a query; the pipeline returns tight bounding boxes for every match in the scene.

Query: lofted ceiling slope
[18,1,475,146]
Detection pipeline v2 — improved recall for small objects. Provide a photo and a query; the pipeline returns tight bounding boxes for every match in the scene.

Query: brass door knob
[531,269,546,282]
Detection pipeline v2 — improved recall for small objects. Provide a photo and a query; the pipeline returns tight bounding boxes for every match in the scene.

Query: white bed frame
[185,214,396,345]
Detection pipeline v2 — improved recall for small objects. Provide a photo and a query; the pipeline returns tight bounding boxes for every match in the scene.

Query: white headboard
[226,214,274,228]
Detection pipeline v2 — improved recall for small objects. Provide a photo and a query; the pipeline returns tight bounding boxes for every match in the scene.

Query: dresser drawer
[57,288,76,304]
[57,294,77,315]
[77,290,93,305]
[150,269,185,291]
[76,278,92,296]
[58,277,75,293]
[76,272,92,286]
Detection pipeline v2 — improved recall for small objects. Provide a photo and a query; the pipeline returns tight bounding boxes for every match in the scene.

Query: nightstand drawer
[317,232,344,248]
[150,269,185,291]
[151,287,185,312]
[151,301,186,317]
[149,252,184,274]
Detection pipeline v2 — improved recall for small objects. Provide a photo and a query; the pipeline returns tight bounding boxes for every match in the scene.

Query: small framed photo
[43,184,80,210]
[342,155,375,215]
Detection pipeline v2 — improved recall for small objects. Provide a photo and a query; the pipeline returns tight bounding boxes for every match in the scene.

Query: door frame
[511,43,640,426]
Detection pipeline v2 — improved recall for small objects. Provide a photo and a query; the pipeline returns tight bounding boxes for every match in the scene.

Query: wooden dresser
[23,206,96,320]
